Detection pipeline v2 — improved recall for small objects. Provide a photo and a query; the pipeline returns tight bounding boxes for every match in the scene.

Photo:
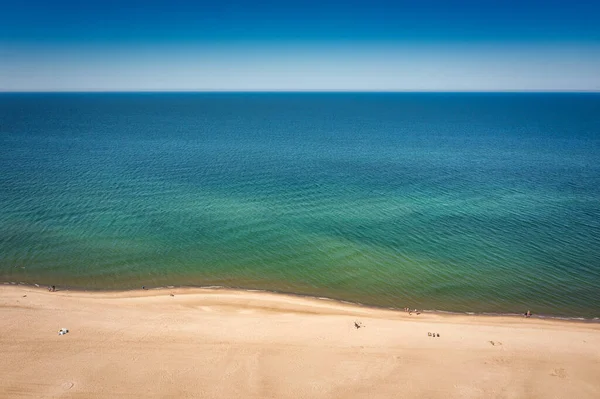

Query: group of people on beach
[403,306,532,318]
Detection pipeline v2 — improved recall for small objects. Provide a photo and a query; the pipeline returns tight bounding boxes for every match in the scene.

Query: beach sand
[1,285,599,398]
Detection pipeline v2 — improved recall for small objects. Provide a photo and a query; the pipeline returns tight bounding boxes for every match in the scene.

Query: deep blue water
[1,93,599,317]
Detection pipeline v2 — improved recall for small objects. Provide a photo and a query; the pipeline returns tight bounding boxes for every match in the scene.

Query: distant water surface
[1,93,599,317]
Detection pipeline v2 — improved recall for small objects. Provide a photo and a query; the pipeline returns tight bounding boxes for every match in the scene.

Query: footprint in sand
[551,368,567,378]
[61,381,74,390]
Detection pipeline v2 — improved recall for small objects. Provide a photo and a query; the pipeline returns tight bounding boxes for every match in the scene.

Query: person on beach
[525,310,531,318]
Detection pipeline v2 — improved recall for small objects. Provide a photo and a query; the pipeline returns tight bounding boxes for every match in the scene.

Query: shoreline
[0,285,600,399]
[2,284,600,398]
[3,281,599,323]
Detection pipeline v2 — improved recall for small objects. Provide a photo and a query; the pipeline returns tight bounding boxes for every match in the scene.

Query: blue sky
[1,0,599,91]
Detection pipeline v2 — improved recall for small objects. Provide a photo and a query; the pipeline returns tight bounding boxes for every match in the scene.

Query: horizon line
[2,89,600,94]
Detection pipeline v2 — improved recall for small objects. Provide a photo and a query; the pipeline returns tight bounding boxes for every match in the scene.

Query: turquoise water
[1,93,599,317]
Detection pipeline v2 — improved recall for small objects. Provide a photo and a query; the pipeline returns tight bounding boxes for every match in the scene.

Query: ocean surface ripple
[1,93,599,317]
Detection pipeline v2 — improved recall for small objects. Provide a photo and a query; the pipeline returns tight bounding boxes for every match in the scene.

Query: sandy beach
[1,285,599,398]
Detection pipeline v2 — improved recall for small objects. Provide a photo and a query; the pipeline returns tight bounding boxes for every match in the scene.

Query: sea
[1,92,599,318]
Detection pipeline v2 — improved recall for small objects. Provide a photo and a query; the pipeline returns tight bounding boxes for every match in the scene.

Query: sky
[1,0,599,91]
